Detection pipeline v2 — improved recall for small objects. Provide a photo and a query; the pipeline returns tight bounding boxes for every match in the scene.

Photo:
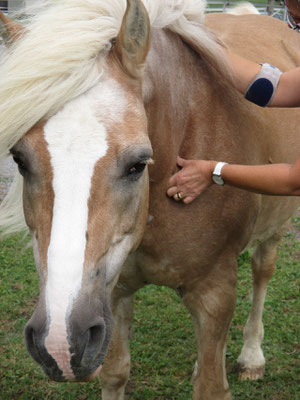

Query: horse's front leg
[184,259,237,400]
[100,282,136,400]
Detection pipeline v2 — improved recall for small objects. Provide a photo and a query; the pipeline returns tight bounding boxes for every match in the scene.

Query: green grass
[0,219,299,400]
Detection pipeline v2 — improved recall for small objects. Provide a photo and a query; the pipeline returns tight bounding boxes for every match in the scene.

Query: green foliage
[0,221,299,399]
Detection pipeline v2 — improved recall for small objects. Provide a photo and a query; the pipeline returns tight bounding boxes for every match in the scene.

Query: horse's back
[205,13,300,247]
[205,13,300,69]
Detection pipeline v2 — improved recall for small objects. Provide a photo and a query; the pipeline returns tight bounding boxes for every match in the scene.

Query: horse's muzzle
[24,295,113,381]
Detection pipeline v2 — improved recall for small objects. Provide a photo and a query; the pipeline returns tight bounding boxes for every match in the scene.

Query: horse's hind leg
[100,282,136,400]
[237,229,285,381]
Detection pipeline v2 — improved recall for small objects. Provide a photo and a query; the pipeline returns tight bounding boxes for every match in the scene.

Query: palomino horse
[0,1,299,399]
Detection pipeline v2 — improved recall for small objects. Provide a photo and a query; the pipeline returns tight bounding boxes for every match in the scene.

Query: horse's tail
[226,1,260,15]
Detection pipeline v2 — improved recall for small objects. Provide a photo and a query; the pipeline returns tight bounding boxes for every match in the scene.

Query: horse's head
[10,0,151,382]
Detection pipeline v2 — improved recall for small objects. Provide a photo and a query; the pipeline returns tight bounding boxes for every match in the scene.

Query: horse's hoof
[237,364,265,381]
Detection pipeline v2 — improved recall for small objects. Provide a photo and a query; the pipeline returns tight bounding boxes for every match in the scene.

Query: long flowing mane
[0,0,229,235]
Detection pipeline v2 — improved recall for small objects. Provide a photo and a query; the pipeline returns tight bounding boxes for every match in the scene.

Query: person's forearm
[221,162,300,195]
[167,157,300,203]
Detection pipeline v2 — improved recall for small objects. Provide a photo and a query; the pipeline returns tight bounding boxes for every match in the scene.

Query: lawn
[0,215,299,400]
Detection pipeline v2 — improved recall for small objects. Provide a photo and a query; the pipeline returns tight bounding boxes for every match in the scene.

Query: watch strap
[213,162,228,177]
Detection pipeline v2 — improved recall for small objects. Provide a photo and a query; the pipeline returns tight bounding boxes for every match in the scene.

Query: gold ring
[176,192,183,200]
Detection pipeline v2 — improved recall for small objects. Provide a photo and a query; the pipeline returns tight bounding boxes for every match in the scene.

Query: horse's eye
[12,155,27,176]
[127,162,146,177]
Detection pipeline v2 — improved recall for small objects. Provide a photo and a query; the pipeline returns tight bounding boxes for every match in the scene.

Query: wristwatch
[212,162,228,186]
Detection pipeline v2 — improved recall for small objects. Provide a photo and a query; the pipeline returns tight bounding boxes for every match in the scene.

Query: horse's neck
[144,29,205,179]
[143,28,251,181]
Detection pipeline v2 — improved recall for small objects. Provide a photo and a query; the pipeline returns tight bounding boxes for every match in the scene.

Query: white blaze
[44,78,126,379]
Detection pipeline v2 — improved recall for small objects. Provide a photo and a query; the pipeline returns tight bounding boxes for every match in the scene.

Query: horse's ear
[114,0,150,79]
[0,10,26,45]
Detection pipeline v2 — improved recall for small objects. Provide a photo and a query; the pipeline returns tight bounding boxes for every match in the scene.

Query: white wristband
[212,162,228,186]
[213,162,228,176]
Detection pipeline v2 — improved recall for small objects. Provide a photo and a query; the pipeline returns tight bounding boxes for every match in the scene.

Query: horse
[0,1,299,399]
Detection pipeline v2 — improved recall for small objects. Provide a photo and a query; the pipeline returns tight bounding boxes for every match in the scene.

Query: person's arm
[167,53,300,203]
[272,66,300,107]
[227,51,300,107]
[167,156,300,203]
[221,157,300,194]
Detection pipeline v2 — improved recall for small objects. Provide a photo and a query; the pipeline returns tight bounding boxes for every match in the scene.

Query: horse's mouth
[41,361,103,382]
[83,365,103,381]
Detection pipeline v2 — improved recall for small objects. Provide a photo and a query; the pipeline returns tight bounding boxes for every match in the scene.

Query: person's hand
[167,157,217,204]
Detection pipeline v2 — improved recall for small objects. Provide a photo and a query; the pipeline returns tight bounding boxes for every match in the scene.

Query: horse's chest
[133,218,216,288]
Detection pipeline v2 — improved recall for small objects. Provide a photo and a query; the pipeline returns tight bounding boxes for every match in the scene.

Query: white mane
[0,0,227,235]
[226,2,259,15]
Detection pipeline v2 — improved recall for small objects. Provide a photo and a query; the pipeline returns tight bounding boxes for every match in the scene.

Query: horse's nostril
[83,322,106,362]
[25,324,42,364]
[25,325,34,347]
[88,323,106,349]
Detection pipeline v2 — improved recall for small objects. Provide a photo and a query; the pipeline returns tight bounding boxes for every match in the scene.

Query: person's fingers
[173,192,183,201]
[168,173,178,187]
[183,196,194,204]
[177,156,186,167]
[167,186,178,197]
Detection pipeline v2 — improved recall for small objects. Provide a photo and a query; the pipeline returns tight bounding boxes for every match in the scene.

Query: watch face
[213,175,224,185]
